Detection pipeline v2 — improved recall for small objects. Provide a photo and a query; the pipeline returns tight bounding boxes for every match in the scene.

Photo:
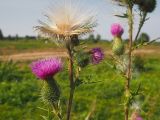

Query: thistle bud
[111,23,124,56]
[71,34,80,46]
[139,0,157,13]
[76,51,90,68]
[112,37,124,55]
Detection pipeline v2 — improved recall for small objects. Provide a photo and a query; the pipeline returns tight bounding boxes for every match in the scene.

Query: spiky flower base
[112,37,124,56]
[41,77,60,104]
[41,77,62,119]
[76,51,90,67]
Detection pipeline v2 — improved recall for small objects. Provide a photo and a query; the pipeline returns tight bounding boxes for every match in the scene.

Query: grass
[0,57,160,120]
[0,40,160,120]
[0,39,58,55]
[0,39,112,55]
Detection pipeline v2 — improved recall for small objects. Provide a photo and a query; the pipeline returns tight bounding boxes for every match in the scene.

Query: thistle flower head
[131,112,143,120]
[136,117,143,120]
[35,0,97,45]
[111,23,124,37]
[91,48,104,64]
[139,0,157,13]
[31,58,63,80]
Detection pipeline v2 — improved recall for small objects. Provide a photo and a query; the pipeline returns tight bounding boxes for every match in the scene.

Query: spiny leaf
[114,13,128,18]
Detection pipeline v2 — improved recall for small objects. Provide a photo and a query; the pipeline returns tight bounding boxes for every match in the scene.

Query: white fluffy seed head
[35,0,97,45]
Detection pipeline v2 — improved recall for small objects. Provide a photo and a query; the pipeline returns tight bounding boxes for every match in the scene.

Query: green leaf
[114,13,128,18]
[40,115,48,120]
[37,107,48,112]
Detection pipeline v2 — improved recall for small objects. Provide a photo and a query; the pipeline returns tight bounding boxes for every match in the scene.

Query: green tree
[94,34,101,43]
[137,33,150,44]
[7,35,12,40]
[88,34,95,41]
[15,34,19,40]
[0,29,4,40]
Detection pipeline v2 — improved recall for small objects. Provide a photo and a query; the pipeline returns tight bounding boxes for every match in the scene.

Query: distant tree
[87,34,96,43]
[94,34,101,43]
[88,34,95,41]
[25,35,29,39]
[15,34,19,39]
[25,35,36,40]
[137,33,150,44]
[7,35,12,40]
[0,29,4,40]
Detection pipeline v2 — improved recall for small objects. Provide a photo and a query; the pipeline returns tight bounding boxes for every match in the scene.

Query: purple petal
[111,23,124,37]
[30,58,63,80]
[91,48,104,64]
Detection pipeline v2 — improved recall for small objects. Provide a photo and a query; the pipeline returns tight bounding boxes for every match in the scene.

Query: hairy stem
[67,86,75,120]
[66,46,75,120]
[134,12,147,42]
[125,5,133,120]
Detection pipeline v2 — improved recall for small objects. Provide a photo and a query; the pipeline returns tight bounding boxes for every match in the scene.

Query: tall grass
[0,56,160,119]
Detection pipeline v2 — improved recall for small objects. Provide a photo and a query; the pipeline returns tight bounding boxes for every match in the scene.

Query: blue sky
[0,0,160,39]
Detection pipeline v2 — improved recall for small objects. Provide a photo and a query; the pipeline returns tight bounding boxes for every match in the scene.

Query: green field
[0,40,160,120]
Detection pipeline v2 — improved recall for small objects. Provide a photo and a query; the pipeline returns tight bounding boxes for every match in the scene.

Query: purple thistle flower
[131,112,143,120]
[91,48,104,64]
[136,116,143,120]
[31,58,63,80]
[111,23,124,37]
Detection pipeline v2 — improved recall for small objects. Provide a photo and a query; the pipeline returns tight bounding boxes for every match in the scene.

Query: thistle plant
[109,0,158,120]
[32,0,103,120]
[31,58,63,119]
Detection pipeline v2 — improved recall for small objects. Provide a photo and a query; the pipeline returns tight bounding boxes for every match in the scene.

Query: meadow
[0,39,160,120]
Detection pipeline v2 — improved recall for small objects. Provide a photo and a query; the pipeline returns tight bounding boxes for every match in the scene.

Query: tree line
[0,29,36,40]
[0,28,151,44]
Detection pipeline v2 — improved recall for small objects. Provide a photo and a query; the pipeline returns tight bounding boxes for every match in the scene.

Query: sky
[0,0,160,40]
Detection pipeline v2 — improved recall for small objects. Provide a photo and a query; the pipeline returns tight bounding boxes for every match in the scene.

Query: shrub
[0,60,23,81]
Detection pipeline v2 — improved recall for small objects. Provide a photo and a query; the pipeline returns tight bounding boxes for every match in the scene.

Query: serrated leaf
[83,80,102,85]
[114,13,128,18]
[37,107,48,112]
[40,115,48,120]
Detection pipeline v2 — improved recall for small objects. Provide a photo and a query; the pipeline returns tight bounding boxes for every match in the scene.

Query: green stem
[67,86,75,120]
[125,5,133,120]
[66,46,75,120]
[134,12,147,43]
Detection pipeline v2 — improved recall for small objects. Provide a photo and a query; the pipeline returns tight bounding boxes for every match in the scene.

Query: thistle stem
[67,46,75,120]
[134,12,147,43]
[125,5,133,120]
[67,86,75,120]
